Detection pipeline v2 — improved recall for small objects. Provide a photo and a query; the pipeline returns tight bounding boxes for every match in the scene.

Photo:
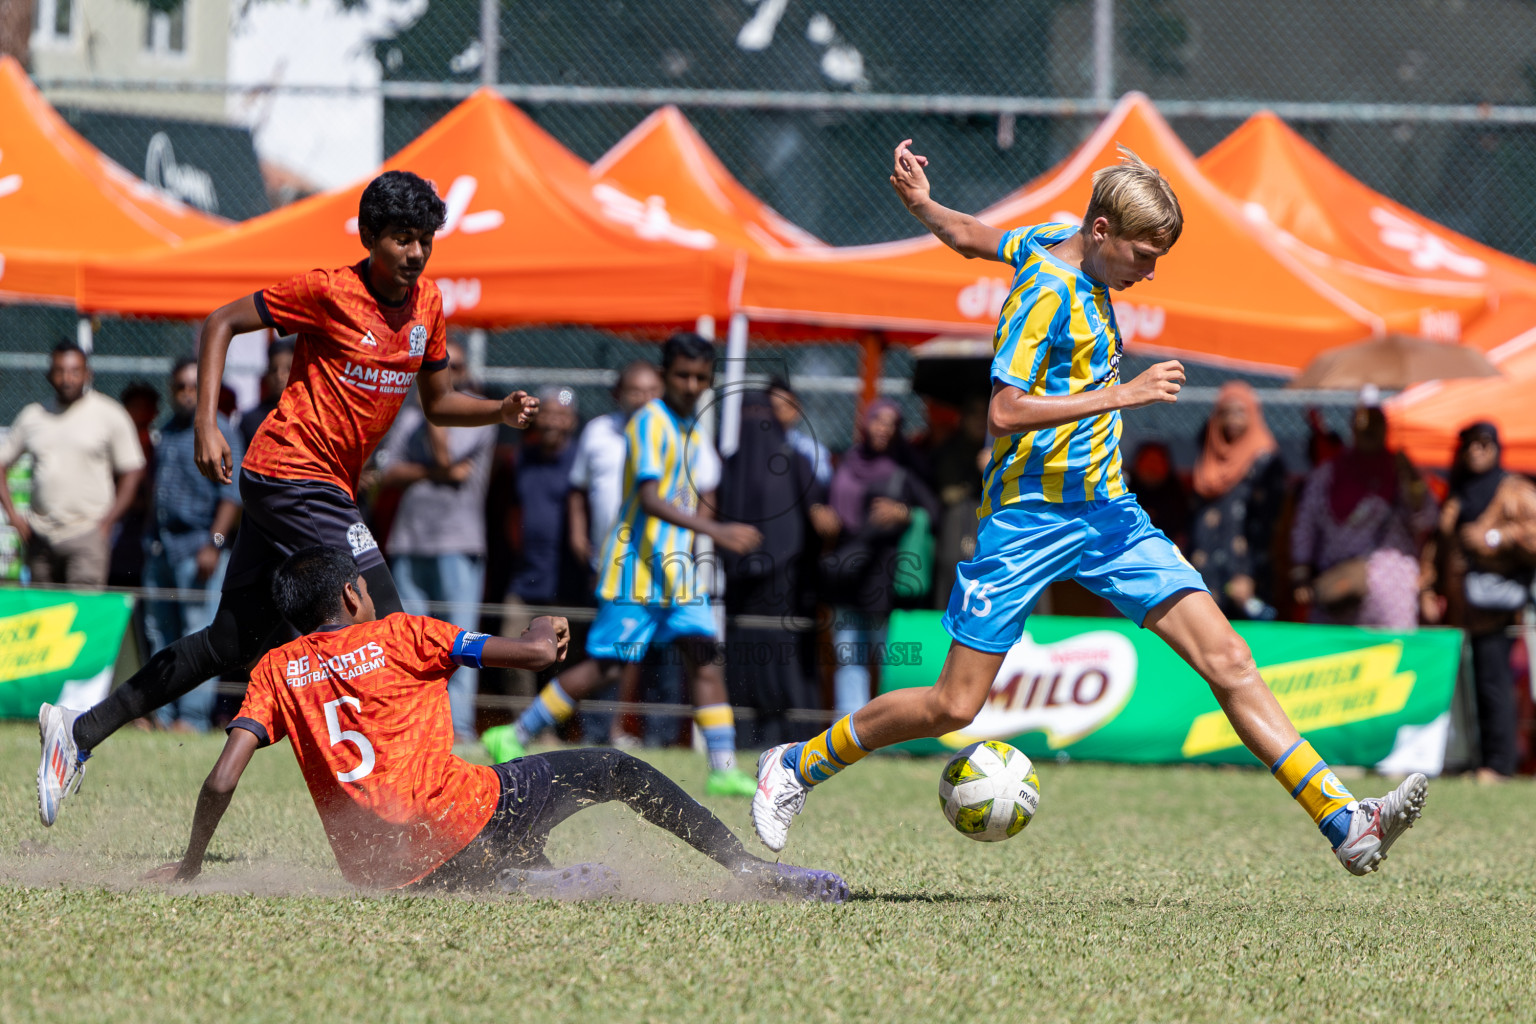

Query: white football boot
[1333,772,1428,876]
[751,743,809,853]
[37,703,89,827]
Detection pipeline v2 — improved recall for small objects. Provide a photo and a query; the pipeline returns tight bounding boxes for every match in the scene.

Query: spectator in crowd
[1424,422,1536,782]
[239,337,295,448]
[509,386,582,604]
[770,376,833,488]
[816,399,938,715]
[1189,383,1287,620]
[927,395,990,608]
[0,341,145,587]
[108,380,162,589]
[375,340,498,743]
[568,361,662,572]
[143,357,244,732]
[500,386,583,697]
[1290,388,1437,628]
[718,389,824,746]
[1127,441,1190,552]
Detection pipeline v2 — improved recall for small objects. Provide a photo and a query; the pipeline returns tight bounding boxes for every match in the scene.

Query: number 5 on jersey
[324,696,376,782]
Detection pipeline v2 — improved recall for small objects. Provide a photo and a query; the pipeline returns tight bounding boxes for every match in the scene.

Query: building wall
[31,0,231,121]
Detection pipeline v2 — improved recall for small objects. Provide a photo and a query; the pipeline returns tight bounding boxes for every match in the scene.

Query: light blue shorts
[941,495,1208,654]
[585,597,718,662]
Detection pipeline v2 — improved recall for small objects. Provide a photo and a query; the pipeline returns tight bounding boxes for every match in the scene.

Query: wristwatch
[1485,528,1502,551]
[210,532,227,550]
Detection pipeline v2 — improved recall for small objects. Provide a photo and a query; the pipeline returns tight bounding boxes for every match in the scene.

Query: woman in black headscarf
[1426,422,1536,780]
[716,390,823,746]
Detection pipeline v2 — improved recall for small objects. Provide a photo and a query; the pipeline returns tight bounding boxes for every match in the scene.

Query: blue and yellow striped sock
[1271,739,1356,847]
[695,704,737,772]
[783,715,870,786]
[515,680,575,747]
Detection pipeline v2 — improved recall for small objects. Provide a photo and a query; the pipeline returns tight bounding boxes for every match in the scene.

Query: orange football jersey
[244,261,449,497]
[234,613,497,889]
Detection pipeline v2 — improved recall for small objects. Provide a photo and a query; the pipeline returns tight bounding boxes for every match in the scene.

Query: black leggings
[1471,630,1518,777]
[72,563,402,751]
[420,749,756,891]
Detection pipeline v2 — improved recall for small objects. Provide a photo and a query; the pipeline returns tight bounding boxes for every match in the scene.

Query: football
[938,740,1041,842]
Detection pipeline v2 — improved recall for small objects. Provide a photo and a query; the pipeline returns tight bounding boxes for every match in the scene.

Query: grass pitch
[0,725,1533,1023]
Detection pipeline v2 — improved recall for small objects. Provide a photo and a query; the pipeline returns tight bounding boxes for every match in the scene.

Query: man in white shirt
[567,361,663,571]
[0,342,146,587]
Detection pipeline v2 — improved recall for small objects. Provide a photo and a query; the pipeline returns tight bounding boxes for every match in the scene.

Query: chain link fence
[10,0,1536,452]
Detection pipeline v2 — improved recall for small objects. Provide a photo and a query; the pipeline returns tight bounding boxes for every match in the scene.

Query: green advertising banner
[0,588,134,718]
[882,612,1462,773]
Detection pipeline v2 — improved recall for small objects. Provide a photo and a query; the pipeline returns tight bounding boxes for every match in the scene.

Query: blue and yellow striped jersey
[595,397,706,606]
[979,223,1128,516]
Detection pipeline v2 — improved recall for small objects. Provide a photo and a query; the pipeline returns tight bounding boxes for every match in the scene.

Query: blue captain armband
[451,630,491,669]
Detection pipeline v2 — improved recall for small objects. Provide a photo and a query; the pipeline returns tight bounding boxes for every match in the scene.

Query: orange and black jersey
[244,261,448,498]
[232,614,497,889]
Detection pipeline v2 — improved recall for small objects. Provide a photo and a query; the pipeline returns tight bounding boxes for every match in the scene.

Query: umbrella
[1290,334,1501,390]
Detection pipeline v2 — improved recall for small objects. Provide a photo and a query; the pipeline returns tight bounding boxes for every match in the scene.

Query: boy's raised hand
[890,139,932,210]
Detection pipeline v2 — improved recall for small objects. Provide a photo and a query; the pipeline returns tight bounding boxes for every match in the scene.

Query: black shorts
[416,756,560,891]
[224,469,386,592]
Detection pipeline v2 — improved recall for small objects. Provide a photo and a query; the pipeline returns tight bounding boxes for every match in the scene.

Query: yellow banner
[1182,642,1416,758]
[0,603,87,684]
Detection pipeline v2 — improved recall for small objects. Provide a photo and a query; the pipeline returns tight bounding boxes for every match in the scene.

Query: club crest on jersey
[347,522,379,557]
[408,324,427,358]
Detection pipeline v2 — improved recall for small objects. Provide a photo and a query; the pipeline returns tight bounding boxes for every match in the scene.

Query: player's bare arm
[480,615,571,670]
[146,726,261,882]
[418,363,538,429]
[194,294,269,485]
[987,361,1185,435]
[636,479,762,554]
[890,139,1006,260]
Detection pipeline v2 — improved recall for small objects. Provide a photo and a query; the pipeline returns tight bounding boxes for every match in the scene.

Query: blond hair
[1083,145,1183,246]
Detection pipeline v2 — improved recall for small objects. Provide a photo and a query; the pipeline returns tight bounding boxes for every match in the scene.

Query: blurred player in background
[753,142,1428,876]
[36,170,538,827]
[149,546,846,903]
[484,333,763,797]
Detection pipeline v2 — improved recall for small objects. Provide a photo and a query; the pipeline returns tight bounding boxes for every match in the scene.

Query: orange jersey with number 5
[234,613,497,888]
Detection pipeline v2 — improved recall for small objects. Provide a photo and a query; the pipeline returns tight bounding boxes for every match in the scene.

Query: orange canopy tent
[0,56,226,305]
[79,90,736,327]
[1200,112,1536,352]
[735,94,1397,373]
[1388,332,1536,473]
[592,105,825,255]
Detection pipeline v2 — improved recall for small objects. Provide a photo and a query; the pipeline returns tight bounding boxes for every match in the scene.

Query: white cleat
[751,743,809,853]
[1333,772,1428,876]
[37,703,89,827]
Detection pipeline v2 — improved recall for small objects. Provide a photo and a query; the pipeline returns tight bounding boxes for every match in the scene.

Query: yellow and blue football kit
[939,223,1208,655]
[778,225,1378,865]
[587,397,716,661]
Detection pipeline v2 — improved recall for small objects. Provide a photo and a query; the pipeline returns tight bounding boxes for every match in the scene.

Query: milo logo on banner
[942,630,1137,750]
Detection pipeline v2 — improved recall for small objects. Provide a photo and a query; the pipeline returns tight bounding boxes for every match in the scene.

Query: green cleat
[706,767,758,797]
[481,725,526,764]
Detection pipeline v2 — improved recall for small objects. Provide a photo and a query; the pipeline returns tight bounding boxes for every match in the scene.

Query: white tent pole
[1093,0,1114,104]
[718,312,749,457]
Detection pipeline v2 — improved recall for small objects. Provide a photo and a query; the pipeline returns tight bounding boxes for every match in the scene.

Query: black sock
[72,581,288,751]
[535,749,757,870]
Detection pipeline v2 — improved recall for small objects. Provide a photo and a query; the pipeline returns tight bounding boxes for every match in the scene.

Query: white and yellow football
[938,740,1041,842]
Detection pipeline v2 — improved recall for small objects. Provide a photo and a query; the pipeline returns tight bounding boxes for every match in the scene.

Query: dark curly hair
[357,171,447,237]
[272,546,363,635]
